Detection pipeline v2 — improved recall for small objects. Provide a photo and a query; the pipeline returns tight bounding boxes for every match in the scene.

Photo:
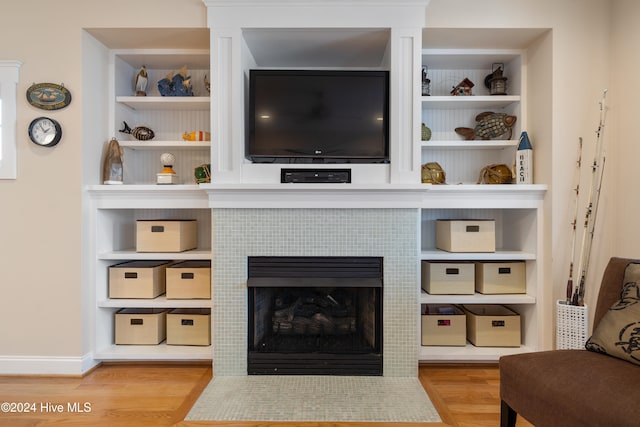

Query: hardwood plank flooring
[0,362,533,427]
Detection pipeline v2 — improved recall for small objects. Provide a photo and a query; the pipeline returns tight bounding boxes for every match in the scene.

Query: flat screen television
[247,69,389,163]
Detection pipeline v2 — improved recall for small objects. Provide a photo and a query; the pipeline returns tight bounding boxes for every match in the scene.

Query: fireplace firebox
[247,256,383,375]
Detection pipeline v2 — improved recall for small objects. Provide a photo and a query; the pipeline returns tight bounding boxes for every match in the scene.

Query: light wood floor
[0,362,533,427]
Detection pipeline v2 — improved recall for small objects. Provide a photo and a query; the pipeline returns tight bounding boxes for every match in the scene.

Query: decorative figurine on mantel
[455,111,517,140]
[182,130,211,141]
[134,65,148,96]
[421,66,431,96]
[157,65,193,97]
[450,77,474,96]
[157,152,178,185]
[102,138,123,185]
[477,163,514,184]
[119,121,155,141]
[421,162,446,184]
[204,74,210,94]
[194,163,211,184]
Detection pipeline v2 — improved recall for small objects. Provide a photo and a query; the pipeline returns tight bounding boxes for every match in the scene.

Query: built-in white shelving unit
[85,9,547,366]
[417,46,545,361]
[88,44,212,362]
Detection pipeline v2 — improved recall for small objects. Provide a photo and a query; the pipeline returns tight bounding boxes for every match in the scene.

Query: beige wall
[0,0,207,366]
[0,0,626,371]
[610,0,640,261]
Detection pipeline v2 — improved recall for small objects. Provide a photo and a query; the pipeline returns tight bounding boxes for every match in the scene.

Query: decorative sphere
[421,123,432,141]
[161,152,176,166]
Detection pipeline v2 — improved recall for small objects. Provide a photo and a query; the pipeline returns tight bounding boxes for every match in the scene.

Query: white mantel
[201,183,547,209]
[87,184,547,209]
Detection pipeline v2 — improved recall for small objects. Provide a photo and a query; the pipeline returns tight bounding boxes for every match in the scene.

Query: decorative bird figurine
[135,66,148,96]
[204,74,210,94]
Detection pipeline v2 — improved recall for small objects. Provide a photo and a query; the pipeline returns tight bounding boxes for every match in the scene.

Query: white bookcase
[88,47,213,361]
[110,49,211,185]
[417,47,545,361]
[421,49,524,185]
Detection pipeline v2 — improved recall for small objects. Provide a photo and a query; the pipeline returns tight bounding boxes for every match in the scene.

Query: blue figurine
[157,65,193,97]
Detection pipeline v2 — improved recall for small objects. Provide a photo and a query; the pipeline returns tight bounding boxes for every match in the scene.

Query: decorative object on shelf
[102,138,123,185]
[182,131,211,141]
[157,152,178,184]
[421,123,431,141]
[26,82,72,110]
[477,163,513,184]
[516,131,533,184]
[455,111,517,140]
[421,162,446,184]
[28,116,62,147]
[134,65,148,96]
[421,66,431,96]
[119,121,155,141]
[194,163,211,184]
[157,65,193,97]
[450,77,474,96]
[204,74,210,94]
[484,63,508,96]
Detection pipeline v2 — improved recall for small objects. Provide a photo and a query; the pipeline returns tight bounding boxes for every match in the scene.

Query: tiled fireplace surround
[212,208,418,377]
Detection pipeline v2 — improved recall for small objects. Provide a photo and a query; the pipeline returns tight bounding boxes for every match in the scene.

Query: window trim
[0,60,22,180]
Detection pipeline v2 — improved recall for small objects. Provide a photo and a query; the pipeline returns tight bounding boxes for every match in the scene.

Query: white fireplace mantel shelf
[87,183,546,209]
[200,183,547,209]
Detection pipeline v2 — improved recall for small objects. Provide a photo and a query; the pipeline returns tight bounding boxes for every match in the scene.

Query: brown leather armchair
[499,257,640,427]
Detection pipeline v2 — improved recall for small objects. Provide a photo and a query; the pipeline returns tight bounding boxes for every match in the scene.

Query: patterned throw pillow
[585,281,640,366]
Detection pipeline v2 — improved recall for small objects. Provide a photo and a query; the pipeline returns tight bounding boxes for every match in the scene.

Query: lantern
[488,63,508,96]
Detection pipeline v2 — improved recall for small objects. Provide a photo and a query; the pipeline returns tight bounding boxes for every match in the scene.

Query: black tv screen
[247,70,389,163]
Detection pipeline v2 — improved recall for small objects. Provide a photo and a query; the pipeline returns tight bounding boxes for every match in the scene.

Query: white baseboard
[0,353,99,376]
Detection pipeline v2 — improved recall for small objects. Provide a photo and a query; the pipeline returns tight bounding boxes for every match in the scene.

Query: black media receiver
[281,168,351,184]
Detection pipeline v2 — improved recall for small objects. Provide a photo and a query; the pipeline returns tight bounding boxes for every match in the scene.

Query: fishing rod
[572,90,608,306]
[566,137,583,304]
[578,157,606,305]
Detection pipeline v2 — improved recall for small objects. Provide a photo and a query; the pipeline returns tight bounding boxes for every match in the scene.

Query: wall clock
[28,116,62,147]
[26,82,72,110]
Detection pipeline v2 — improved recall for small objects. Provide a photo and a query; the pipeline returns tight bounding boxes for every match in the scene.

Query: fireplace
[247,256,383,375]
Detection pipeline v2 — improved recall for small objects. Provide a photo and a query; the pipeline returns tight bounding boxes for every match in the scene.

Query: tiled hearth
[212,208,418,377]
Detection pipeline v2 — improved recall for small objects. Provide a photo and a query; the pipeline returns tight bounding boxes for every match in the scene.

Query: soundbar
[281,168,351,183]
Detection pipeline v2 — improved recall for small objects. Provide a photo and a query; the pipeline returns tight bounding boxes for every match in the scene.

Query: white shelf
[420,250,536,261]
[421,48,523,69]
[95,344,212,361]
[421,140,518,149]
[420,291,535,305]
[119,140,210,149]
[418,344,534,362]
[116,96,210,110]
[98,296,212,308]
[421,95,520,109]
[89,184,202,192]
[99,249,211,261]
[88,185,209,209]
[113,48,210,69]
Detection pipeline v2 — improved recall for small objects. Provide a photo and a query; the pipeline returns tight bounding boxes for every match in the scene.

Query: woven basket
[556,300,589,349]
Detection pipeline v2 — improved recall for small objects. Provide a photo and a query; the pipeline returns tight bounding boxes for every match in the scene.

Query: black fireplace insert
[247,256,383,375]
